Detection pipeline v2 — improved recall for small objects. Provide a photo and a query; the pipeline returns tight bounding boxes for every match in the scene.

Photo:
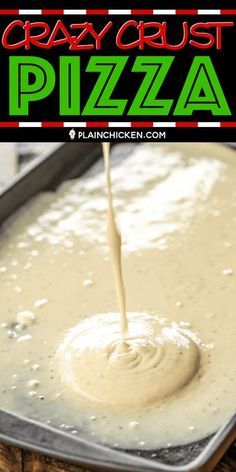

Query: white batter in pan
[0,143,235,450]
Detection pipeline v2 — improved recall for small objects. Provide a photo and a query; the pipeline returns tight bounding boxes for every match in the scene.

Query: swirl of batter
[57,313,201,408]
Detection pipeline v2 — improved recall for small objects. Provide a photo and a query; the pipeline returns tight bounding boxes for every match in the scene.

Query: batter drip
[102,142,127,335]
[57,143,201,409]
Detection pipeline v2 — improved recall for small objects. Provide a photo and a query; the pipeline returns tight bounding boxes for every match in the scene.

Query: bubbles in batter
[57,312,201,408]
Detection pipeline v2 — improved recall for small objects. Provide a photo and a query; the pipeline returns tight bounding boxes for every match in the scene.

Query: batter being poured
[103,142,127,335]
[57,143,201,408]
[0,143,235,450]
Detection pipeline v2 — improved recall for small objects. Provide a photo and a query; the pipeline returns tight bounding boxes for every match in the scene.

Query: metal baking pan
[0,142,235,472]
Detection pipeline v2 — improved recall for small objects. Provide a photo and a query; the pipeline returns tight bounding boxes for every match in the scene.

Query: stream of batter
[0,143,235,450]
[58,142,201,409]
[102,142,127,335]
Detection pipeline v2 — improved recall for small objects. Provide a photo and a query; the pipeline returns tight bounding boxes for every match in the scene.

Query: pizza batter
[57,142,201,409]
[0,143,235,450]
